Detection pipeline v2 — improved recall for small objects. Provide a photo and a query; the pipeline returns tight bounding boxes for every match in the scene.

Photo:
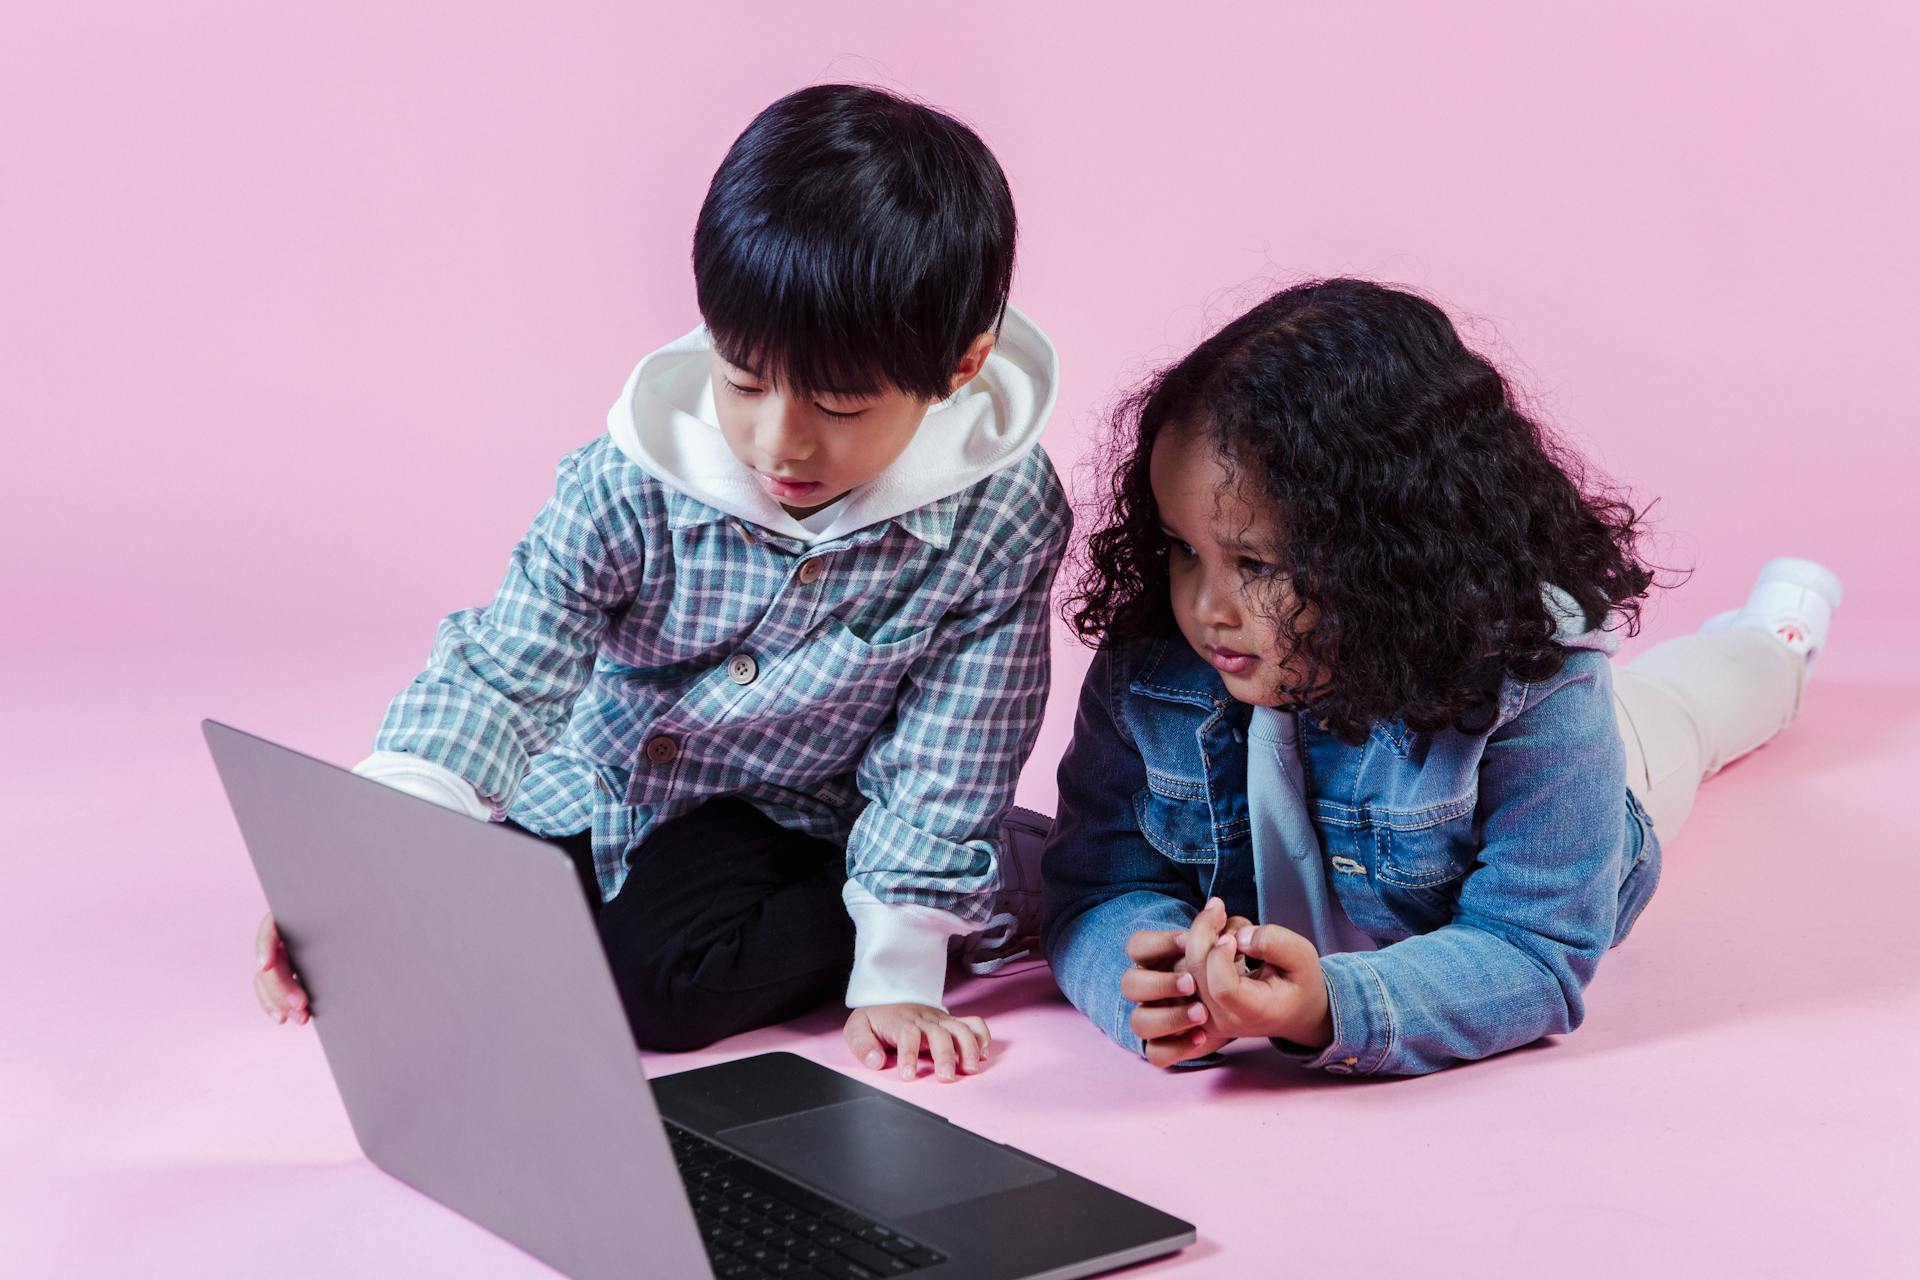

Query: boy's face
[709,334,995,519]
[1149,421,1321,708]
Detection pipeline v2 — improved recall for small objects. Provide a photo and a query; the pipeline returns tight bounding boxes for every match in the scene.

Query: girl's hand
[1123,903,1244,1068]
[253,914,309,1025]
[1195,922,1333,1047]
[844,1004,990,1083]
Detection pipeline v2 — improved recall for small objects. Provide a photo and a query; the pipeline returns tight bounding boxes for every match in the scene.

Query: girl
[1040,278,1842,1076]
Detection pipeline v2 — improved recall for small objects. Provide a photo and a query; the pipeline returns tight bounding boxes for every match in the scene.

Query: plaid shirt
[373,434,1070,923]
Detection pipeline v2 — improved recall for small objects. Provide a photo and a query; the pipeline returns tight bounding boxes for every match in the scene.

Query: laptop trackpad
[719,1097,1054,1220]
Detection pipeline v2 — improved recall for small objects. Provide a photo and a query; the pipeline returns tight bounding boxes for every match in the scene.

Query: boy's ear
[946,331,997,396]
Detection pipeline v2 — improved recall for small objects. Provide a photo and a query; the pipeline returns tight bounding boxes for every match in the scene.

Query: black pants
[507,798,854,1053]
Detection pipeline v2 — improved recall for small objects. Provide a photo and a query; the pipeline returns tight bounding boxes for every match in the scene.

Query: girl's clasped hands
[1123,898,1334,1068]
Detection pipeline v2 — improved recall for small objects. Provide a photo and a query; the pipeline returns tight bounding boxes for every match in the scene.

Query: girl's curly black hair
[1067,278,1659,743]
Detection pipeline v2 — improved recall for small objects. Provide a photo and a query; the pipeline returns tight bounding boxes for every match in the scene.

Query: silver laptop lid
[205,720,711,1280]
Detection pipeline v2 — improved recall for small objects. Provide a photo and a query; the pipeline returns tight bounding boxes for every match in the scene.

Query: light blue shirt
[1247,707,1377,956]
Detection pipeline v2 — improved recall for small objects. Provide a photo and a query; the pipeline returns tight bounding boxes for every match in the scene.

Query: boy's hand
[1123,899,1250,1068]
[1193,921,1334,1048]
[253,914,309,1025]
[844,1005,990,1083]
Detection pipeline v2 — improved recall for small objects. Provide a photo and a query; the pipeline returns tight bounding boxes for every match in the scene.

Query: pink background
[4,2,1916,1277]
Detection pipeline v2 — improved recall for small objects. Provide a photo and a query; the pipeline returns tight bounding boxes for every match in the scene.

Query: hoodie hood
[606,305,1059,544]
[1545,584,1626,653]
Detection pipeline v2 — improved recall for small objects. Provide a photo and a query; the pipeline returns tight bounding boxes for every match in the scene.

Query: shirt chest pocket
[731,619,936,736]
[1312,793,1478,936]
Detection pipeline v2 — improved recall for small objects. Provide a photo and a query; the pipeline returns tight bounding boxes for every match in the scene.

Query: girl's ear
[946,331,997,396]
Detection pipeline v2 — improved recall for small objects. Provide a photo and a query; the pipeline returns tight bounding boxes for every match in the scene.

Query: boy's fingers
[844,1012,888,1071]
[1125,930,1186,967]
[253,970,281,1017]
[942,1019,981,1074]
[1121,967,1195,1003]
[255,964,307,1019]
[896,1023,923,1082]
[958,1015,989,1056]
[927,1026,959,1082]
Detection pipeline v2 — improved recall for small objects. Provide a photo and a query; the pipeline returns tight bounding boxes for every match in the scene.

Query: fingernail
[1237,926,1255,948]
[866,1051,885,1069]
[1214,934,1233,950]
[1187,1003,1206,1023]
[939,1068,955,1081]
[1175,973,1194,995]
[1191,1029,1207,1045]
[1173,932,1188,948]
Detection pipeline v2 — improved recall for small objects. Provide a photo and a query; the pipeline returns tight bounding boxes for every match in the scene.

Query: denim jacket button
[1325,1056,1359,1074]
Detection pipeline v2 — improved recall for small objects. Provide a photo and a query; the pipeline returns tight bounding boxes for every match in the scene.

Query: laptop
[204,720,1194,1280]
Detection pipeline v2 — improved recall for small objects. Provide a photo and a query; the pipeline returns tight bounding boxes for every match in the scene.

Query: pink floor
[7,621,1917,1279]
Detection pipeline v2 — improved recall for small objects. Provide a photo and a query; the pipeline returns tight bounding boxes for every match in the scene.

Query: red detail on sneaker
[1777,625,1804,645]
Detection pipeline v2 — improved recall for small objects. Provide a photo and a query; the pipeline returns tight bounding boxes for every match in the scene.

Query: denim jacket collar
[1127,637,1232,710]
[1125,636,1425,760]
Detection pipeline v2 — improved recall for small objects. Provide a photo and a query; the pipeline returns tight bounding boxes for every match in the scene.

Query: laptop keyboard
[666,1120,948,1279]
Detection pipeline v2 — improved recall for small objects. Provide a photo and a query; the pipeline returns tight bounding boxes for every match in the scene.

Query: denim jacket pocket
[1373,793,1477,889]
[1311,801,1400,936]
[1135,770,1220,865]
[1312,794,1475,938]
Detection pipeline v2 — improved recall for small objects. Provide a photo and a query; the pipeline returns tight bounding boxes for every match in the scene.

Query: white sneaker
[1699,556,1844,672]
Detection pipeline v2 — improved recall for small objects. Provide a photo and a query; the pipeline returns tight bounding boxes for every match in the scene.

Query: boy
[253,84,1070,1083]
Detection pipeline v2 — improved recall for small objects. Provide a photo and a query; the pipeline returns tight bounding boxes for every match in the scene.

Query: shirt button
[726,653,758,685]
[797,558,825,586]
[644,735,679,765]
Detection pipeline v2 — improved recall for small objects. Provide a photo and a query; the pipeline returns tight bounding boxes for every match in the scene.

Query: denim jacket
[1040,636,1661,1076]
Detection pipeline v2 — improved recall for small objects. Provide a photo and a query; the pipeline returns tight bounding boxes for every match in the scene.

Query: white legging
[1611,628,1806,840]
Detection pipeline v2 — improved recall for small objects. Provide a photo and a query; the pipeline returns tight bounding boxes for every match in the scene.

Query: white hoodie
[604,305,1058,543]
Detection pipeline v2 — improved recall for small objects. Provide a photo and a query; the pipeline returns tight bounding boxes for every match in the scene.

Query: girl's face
[1149,422,1319,707]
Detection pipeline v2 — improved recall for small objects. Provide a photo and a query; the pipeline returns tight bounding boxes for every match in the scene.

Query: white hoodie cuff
[352,751,493,822]
[841,879,971,1011]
